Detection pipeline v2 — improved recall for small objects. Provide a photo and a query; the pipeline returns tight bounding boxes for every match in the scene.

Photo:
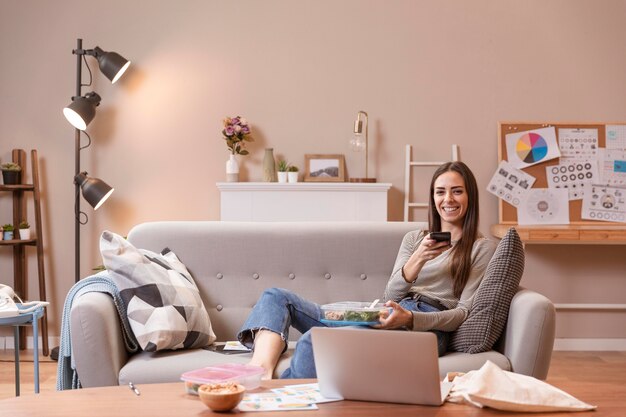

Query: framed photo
[304,154,346,182]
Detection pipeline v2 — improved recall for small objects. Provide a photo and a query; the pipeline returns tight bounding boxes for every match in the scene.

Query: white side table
[217,182,392,221]
[0,305,44,396]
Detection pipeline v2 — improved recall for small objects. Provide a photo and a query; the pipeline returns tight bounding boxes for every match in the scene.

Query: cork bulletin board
[497,121,624,225]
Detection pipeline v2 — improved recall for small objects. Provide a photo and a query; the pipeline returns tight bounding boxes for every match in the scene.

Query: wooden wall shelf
[491,223,626,245]
[0,149,48,355]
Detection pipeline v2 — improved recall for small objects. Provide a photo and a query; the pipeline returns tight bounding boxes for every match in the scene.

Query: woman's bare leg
[248,330,286,379]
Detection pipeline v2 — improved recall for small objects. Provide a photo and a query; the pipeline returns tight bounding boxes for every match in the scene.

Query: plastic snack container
[320,301,387,326]
[181,363,264,395]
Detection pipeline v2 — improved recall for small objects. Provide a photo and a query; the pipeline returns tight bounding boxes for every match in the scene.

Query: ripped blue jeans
[237,287,449,379]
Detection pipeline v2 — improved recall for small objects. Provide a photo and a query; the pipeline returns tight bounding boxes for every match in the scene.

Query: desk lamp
[349,111,376,183]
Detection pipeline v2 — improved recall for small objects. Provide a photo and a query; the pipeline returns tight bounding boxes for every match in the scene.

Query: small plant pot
[2,170,21,185]
[288,172,299,183]
[277,172,288,183]
[19,228,31,240]
[3,231,14,241]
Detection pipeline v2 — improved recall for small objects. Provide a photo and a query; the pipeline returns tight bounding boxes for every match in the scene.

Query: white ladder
[403,144,460,221]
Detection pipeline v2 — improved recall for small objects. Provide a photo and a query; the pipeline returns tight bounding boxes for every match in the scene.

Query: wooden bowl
[198,383,245,412]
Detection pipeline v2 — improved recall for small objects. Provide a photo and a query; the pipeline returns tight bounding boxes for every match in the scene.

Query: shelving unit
[0,149,48,355]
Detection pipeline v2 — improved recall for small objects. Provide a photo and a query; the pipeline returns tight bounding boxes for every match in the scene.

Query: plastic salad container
[320,301,387,326]
[181,363,264,395]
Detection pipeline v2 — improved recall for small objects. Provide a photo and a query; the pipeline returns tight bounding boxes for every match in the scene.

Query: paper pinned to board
[506,127,560,169]
[517,188,569,226]
[486,160,536,207]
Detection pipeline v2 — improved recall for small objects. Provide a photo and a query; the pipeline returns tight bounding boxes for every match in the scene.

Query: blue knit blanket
[56,272,138,390]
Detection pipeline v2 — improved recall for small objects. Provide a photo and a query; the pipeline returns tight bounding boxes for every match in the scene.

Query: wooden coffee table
[0,378,622,416]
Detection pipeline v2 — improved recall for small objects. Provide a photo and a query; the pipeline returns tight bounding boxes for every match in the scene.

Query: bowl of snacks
[320,301,388,326]
[198,382,245,412]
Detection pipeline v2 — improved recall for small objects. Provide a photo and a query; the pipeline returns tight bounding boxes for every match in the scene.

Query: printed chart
[506,126,560,169]
[516,133,548,164]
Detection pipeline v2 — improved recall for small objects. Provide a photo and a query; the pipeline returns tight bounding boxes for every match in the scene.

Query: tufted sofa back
[127,221,427,341]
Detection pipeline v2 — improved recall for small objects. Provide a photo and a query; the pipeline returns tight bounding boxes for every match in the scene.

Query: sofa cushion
[448,227,525,354]
[100,231,216,352]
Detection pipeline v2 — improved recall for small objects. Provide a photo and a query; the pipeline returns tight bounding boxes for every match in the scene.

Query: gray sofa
[70,221,556,388]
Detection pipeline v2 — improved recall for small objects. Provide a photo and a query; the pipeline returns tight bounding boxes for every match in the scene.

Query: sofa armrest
[497,288,556,379]
[70,292,129,387]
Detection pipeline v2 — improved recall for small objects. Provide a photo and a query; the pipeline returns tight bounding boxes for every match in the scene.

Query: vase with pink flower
[222,116,253,182]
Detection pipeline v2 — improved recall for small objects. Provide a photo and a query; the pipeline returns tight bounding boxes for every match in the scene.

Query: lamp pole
[74,38,83,284]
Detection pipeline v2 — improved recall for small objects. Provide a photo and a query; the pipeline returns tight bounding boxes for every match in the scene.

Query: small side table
[0,304,44,396]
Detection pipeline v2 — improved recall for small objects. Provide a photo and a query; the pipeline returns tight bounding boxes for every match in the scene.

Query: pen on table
[129,382,141,396]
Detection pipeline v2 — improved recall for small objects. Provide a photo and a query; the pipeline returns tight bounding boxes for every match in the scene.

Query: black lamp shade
[63,92,101,130]
[94,46,130,83]
[75,172,114,210]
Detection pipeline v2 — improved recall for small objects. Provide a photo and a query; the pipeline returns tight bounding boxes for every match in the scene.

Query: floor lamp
[63,38,130,284]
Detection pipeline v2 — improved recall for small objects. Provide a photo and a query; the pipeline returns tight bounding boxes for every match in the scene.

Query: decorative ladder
[403,144,460,222]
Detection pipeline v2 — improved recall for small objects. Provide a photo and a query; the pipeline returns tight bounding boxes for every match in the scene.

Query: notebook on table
[311,327,451,406]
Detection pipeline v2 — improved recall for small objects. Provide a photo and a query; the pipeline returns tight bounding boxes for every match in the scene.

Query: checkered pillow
[448,228,524,353]
[100,231,216,352]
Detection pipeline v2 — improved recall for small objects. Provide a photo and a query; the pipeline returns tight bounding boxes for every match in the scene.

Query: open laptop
[311,327,451,406]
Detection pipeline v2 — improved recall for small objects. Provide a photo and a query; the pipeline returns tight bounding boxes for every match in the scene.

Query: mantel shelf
[491,223,626,245]
[216,182,392,192]
[218,182,391,221]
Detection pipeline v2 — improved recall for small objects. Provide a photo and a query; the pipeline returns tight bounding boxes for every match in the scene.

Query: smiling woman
[235,161,496,380]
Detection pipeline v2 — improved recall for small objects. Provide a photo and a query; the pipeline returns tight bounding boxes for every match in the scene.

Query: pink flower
[221,115,253,155]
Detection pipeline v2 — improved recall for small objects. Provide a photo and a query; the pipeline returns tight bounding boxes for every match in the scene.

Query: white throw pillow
[100,230,216,351]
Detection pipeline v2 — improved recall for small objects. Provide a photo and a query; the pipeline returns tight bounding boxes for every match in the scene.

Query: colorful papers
[238,392,318,412]
[237,383,338,412]
[506,127,560,169]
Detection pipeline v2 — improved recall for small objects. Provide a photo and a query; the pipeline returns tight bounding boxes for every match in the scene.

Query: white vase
[277,172,288,183]
[19,228,31,240]
[288,172,299,183]
[226,154,239,182]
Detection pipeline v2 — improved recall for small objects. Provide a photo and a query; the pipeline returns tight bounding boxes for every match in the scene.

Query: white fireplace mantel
[217,182,391,221]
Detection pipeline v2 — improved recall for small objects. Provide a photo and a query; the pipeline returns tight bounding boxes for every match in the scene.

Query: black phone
[429,232,451,244]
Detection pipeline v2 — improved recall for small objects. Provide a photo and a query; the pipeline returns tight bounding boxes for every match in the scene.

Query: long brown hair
[428,161,479,298]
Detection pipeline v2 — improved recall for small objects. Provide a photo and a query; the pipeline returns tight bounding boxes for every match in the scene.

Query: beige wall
[1,0,625,346]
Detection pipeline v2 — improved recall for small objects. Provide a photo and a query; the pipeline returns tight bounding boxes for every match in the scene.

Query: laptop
[311,327,451,406]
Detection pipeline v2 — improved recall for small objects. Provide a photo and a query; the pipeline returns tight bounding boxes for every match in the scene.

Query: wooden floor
[0,350,625,400]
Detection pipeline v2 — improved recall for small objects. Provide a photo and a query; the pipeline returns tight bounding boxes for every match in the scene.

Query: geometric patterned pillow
[448,227,525,354]
[100,230,216,352]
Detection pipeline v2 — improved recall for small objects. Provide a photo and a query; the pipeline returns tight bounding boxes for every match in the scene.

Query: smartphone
[429,232,451,244]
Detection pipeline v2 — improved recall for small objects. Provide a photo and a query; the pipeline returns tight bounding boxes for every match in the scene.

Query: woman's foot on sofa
[248,330,285,380]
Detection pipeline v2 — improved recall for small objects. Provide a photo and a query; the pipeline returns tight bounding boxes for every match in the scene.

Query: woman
[237,161,496,379]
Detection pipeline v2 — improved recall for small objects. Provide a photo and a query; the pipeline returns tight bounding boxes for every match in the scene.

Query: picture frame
[304,154,346,182]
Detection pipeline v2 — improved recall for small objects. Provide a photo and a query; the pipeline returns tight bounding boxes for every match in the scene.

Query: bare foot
[247,330,285,380]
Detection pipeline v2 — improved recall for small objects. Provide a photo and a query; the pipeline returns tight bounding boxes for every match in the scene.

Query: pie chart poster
[506,126,561,169]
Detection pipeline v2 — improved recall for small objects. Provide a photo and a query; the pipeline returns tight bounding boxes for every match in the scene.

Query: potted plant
[2,224,14,241]
[1,162,22,185]
[18,220,31,240]
[277,160,289,183]
[288,165,299,183]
